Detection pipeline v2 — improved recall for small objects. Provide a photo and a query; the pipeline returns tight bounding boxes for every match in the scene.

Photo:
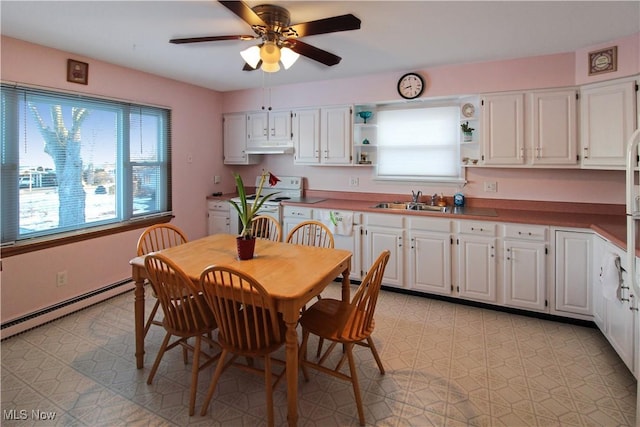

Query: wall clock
[397,72,425,99]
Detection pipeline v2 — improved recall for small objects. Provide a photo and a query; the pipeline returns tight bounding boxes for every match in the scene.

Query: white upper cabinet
[481,92,525,165]
[294,106,352,165]
[292,108,321,164]
[223,113,260,165]
[580,76,638,169]
[246,110,292,147]
[320,105,352,165]
[529,88,578,166]
[481,88,578,167]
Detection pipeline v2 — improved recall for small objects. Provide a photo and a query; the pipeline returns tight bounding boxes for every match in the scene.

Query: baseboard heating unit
[1,279,134,340]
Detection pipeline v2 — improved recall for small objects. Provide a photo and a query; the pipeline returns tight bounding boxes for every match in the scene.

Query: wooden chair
[286,220,335,353]
[199,265,286,426]
[298,250,390,426]
[143,253,220,416]
[137,223,188,337]
[251,214,282,242]
[285,220,334,248]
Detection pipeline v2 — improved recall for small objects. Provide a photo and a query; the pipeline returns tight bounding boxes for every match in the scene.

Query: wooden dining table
[129,233,352,426]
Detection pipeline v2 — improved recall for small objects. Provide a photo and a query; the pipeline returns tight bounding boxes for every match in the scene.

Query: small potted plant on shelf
[461,121,475,142]
[229,170,280,260]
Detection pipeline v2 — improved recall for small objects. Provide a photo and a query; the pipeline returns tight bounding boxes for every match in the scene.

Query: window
[376,104,463,183]
[1,84,172,247]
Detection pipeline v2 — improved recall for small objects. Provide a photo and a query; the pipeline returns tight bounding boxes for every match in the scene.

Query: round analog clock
[397,72,425,99]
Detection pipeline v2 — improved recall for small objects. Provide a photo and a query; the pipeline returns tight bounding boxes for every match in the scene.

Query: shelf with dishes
[353,105,378,166]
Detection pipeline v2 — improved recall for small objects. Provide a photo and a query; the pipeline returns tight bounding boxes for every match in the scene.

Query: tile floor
[1,282,637,426]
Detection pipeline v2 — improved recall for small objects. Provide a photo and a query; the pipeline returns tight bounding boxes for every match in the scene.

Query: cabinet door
[592,235,607,330]
[457,235,497,302]
[555,230,592,316]
[269,110,292,142]
[410,231,452,295]
[208,210,230,235]
[503,240,546,311]
[321,106,352,164]
[293,108,321,164]
[365,225,404,288]
[481,93,525,165]
[603,243,635,373]
[580,78,637,169]
[246,112,268,145]
[223,113,255,165]
[529,89,578,166]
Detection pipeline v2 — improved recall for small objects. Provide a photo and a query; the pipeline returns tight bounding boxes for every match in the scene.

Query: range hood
[245,146,294,154]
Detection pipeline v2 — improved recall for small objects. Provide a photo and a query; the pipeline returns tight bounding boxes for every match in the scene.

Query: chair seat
[162,294,216,337]
[299,298,374,344]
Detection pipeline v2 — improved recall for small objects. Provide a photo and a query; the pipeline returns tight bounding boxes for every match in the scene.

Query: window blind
[0,84,172,244]
[376,105,462,182]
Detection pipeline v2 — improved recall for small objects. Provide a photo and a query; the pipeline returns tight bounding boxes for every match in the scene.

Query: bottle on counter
[454,192,465,207]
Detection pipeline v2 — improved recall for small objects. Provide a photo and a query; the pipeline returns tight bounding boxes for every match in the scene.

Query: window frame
[1,84,173,257]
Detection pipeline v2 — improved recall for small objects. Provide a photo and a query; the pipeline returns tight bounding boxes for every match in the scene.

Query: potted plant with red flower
[229,170,280,259]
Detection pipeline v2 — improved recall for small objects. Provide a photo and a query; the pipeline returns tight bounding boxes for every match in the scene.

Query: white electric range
[229,176,303,235]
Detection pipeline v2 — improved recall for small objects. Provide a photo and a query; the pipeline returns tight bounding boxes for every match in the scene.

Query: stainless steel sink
[372,202,449,213]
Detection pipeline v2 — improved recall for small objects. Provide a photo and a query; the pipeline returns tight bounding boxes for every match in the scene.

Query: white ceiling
[2,1,639,92]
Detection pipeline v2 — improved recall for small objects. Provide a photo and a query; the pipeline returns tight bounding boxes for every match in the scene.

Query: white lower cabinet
[364,213,405,288]
[502,224,548,312]
[282,206,313,238]
[554,229,592,318]
[455,221,498,303]
[313,209,362,281]
[592,238,637,376]
[207,200,230,235]
[408,217,453,295]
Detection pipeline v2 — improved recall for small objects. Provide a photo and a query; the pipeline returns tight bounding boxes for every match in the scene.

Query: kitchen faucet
[411,190,422,203]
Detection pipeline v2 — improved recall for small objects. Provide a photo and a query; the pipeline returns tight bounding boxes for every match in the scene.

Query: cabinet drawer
[283,206,313,219]
[457,221,496,236]
[503,224,548,241]
[409,217,451,233]
[208,200,229,211]
[365,213,404,228]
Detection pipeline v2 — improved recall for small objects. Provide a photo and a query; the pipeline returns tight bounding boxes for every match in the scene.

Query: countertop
[208,192,633,254]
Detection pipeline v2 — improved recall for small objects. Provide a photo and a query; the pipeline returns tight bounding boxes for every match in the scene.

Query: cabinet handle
[583,147,589,159]
[536,147,541,159]
[520,147,524,159]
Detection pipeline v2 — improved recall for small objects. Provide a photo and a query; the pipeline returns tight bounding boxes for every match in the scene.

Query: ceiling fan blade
[243,60,261,71]
[288,14,361,38]
[219,0,267,27]
[287,40,341,66]
[170,35,256,44]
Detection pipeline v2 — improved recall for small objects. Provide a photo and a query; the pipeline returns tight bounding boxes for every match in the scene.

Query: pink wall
[0,36,229,324]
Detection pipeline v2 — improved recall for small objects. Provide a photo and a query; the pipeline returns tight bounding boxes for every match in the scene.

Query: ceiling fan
[169,1,361,72]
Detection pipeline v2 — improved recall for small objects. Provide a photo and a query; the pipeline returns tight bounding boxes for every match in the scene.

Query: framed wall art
[67,59,89,85]
[588,46,617,76]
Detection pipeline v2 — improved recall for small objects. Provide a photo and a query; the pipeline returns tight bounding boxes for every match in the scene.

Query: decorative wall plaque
[588,46,617,76]
[67,59,89,85]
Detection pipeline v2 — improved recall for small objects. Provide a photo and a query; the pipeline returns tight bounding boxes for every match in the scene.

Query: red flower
[268,172,280,186]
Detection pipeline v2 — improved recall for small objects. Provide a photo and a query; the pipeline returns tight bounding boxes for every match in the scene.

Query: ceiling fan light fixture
[261,61,281,73]
[260,40,281,65]
[280,47,300,69]
[240,45,261,69]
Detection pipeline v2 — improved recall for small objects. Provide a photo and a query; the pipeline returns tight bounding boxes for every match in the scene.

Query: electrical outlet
[349,177,359,187]
[214,175,221,184]
[56,271,68,287]
[484,181,497,192]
